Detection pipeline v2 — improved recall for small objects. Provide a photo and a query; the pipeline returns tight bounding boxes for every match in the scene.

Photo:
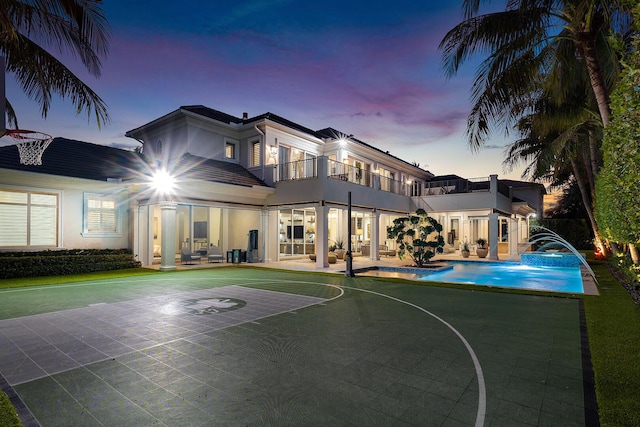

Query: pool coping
[354,262,600,296]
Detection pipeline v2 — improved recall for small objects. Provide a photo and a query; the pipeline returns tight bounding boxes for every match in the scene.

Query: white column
[146,205,154,266]
[260,208,269,263]
[508,217,519,257]
[131,204,141,265]
[316,204,329,268]
[370,210,380,260]
[488,212,499,261]
[160,201,177,271]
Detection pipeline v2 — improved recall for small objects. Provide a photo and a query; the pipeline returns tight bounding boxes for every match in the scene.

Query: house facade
[0,105,545,268]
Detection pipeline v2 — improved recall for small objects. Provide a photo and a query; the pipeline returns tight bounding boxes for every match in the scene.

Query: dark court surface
[0,268,590,426]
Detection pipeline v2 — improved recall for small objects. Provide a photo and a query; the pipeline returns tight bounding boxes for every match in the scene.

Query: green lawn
[0,391,21,427]
[584,262,640,427]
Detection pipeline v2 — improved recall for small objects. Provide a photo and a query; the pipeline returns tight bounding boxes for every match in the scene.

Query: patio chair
[207,245,224,263]
[181,247,202,264]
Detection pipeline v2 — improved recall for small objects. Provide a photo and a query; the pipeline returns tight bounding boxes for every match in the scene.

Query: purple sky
[3,0,524,179]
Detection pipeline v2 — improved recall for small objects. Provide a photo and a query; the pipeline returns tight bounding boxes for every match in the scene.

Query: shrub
[0,249,141,279]
[387,209,445,267]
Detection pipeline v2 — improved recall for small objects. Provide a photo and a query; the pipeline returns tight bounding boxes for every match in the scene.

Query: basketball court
[0,268,593,426]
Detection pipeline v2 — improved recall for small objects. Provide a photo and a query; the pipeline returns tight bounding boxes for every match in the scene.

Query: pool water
[371,261,584,294]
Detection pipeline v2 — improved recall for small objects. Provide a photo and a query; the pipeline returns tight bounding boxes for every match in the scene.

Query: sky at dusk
[3,0,527,180]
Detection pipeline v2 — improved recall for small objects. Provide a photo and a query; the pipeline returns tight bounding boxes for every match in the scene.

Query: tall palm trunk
[579,32,611,126]
[570,157,607,254]
[629,244,640,265]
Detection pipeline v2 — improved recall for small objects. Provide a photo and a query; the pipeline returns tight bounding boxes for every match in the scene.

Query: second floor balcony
[273,157,412,196]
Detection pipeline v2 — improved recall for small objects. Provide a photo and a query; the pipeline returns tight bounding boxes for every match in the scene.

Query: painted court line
[3,276,484,426]
[0,285,327,386]
[251,279,486,426]
[341,285,486,427]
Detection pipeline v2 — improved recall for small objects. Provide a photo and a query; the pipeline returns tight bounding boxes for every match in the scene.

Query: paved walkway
[0,268,593,426]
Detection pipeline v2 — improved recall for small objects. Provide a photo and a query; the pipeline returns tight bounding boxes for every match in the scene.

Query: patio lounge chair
[207,246,224,263]
[181,247,202,264]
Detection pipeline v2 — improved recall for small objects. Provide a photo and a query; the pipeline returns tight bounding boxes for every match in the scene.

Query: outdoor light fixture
[150,168,176,200]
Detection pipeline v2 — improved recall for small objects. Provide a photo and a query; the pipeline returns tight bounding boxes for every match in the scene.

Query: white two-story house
[0,105,545,268]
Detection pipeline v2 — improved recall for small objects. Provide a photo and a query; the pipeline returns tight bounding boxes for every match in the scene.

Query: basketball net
[4,130,54,165]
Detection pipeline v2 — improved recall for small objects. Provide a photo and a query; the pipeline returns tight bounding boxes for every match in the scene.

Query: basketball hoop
[4,129,54,165]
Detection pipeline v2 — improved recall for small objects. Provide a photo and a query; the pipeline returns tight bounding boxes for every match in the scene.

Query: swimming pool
[359,261,584,294]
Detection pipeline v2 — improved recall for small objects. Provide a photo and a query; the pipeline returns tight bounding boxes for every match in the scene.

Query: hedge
[0,249,141,279]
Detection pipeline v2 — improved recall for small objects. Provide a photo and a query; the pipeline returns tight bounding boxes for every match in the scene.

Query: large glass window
[278,208,315,257]
[0,189,58,247]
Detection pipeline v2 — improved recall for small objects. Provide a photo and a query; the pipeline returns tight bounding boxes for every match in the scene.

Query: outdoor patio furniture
[207,246,224,263]
[361,244,395,257]
[181,247,202,264]
[309,254,337,263]
[379,245,396,257]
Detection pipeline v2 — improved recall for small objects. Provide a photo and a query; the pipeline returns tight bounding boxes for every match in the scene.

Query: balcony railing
[497,180,510,198]
[274,158,317,181]
[327,160,374,186]
[423,177,490,195]
[272,158,410,196]
[327,159,408,195]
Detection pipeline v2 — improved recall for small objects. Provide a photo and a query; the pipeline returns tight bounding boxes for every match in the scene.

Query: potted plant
[355,161,363,183]
[461,241,470,258]
[333,238,346,259]
[476,238,488,258]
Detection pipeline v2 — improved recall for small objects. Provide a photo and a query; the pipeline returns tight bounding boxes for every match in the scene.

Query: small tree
[387,209,445,267]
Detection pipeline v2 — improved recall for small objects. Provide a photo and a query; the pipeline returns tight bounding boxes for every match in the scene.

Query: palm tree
[1,0,110,129]
[504,91,608,252]
[440,0,629,150]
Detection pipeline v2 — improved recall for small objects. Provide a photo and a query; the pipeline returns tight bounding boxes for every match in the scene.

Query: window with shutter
[83,194,121,236]
[0,189,58,247]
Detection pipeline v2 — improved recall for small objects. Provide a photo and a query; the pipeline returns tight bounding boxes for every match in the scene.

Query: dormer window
[251,140,261,167]
[225,141,237,160]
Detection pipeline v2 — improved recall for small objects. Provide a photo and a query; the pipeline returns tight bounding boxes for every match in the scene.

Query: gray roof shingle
[0,138,269,188]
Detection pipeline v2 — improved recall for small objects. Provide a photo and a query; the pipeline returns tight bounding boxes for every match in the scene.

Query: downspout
[254,124,266,181]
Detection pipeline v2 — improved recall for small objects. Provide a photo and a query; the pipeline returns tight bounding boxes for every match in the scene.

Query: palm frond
[3,31,109,125]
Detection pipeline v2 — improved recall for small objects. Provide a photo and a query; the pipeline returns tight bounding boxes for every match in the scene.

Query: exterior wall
[0,171,130,251]
[512,187,544,217]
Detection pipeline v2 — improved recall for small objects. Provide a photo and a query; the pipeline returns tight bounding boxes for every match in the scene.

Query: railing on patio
[326,160,374,187]
[423,176,490,195]
[497,180,511,198]
[326,159,409,195]
[274,158,317,181]
[378,175,407,195]
[271,157,410,196]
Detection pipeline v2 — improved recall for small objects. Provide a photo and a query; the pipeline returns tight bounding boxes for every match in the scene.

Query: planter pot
[476,247,488,258]
[334,249,345,259]
[461,250,470,258]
